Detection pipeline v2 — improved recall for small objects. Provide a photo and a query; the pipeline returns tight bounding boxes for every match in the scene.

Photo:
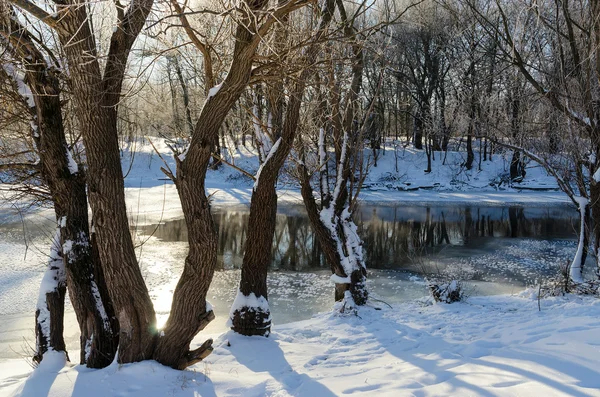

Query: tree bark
[153,0,270,365]
[54,0,158,363]
[0,9,119,367]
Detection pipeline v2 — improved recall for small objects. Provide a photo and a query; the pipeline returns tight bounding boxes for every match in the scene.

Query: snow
[84,334,93,361]
[594,167,600,183]
[207,83,222,99]
[570,197,589,283]
[330,274,350,284]
[332,132,348,202]
[35,229,65,354]
[253,137,282,191]
[227,290,270,327]
[569,108,592,127]
[61,239,72,256]
[113,137,571,228]
[89,281,110,330]
[65,148,78,174]
[29,122,39,138]
[2,63,35,108]
[4,295,600,396]
[3,136,600,396]
[177,145,189,162]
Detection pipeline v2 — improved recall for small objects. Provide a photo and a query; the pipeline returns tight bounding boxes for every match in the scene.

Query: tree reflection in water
[139,205,579,275]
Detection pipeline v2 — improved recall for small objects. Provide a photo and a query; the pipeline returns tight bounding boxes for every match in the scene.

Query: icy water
[0,203,589,361]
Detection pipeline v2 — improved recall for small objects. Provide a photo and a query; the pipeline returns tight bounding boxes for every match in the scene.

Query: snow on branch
[2,63,35,109]
[36,229,65,350]
[332,132,348,203]
[253,137,282,191]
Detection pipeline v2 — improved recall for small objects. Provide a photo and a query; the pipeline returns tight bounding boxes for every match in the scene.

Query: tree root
[177,338,213,370]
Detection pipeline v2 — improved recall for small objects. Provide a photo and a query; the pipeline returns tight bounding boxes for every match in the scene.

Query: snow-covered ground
[2,294,600,397]
[3,138,596,396]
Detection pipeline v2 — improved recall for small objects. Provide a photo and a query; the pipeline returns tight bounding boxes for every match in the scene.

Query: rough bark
[0,8,119,367]
[53,0,158,363]
[153,0,271,366]
[230,0,340,333]
[231,86,300,336]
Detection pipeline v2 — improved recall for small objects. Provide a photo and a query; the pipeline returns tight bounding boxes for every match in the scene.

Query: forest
[1,0,600,395]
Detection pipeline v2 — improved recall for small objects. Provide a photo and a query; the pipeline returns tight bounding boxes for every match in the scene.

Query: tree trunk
[509,150,524,182]
[299,164,368,305]
[34,230,68,364]
[465,121,474,170]
[154,0,270,364]
[229,177,277,336]
[57,4,158,363]
[590,180,600,278]
[570,200,590,283]
[1,12,119,368]
[413,110,424,149]
[153,153,217,368]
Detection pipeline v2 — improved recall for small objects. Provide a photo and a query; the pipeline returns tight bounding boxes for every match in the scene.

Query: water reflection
[358,206,578,269]
[139,205,580,279]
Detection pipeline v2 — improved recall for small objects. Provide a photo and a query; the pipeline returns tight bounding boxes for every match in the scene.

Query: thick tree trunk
[229,178,277,336]
[152,148,217,369]
[57,4,158,363]
[1,12,119,368]
[154,0,269,364]
[35,69,119,368]
[299,164,368,305]
[230,83,300,336]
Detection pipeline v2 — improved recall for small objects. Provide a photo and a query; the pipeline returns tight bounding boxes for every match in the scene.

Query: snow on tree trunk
[318,128,330,203]
[227,290,272,336]
[320,205,368,307]
[570,197,589,283]
[34,229,68,364]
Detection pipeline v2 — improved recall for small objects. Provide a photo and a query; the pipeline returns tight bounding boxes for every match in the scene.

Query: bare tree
[297,0,373,308]
[152,0,311,365]
[467,0,600,281]
[229,0,338,336]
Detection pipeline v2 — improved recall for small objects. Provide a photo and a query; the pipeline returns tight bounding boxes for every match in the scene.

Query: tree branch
[6,0,63,31]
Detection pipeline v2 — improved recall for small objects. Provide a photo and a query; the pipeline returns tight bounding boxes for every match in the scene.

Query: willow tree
[0,3,118,367]
[152,0,311,365]
[297,0,372,308]
[229,0,338,336]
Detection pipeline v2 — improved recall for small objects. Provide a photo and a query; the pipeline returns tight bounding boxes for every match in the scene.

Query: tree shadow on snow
[226,332,337,397]
[363,307,599,396]
[15,361,62,397]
